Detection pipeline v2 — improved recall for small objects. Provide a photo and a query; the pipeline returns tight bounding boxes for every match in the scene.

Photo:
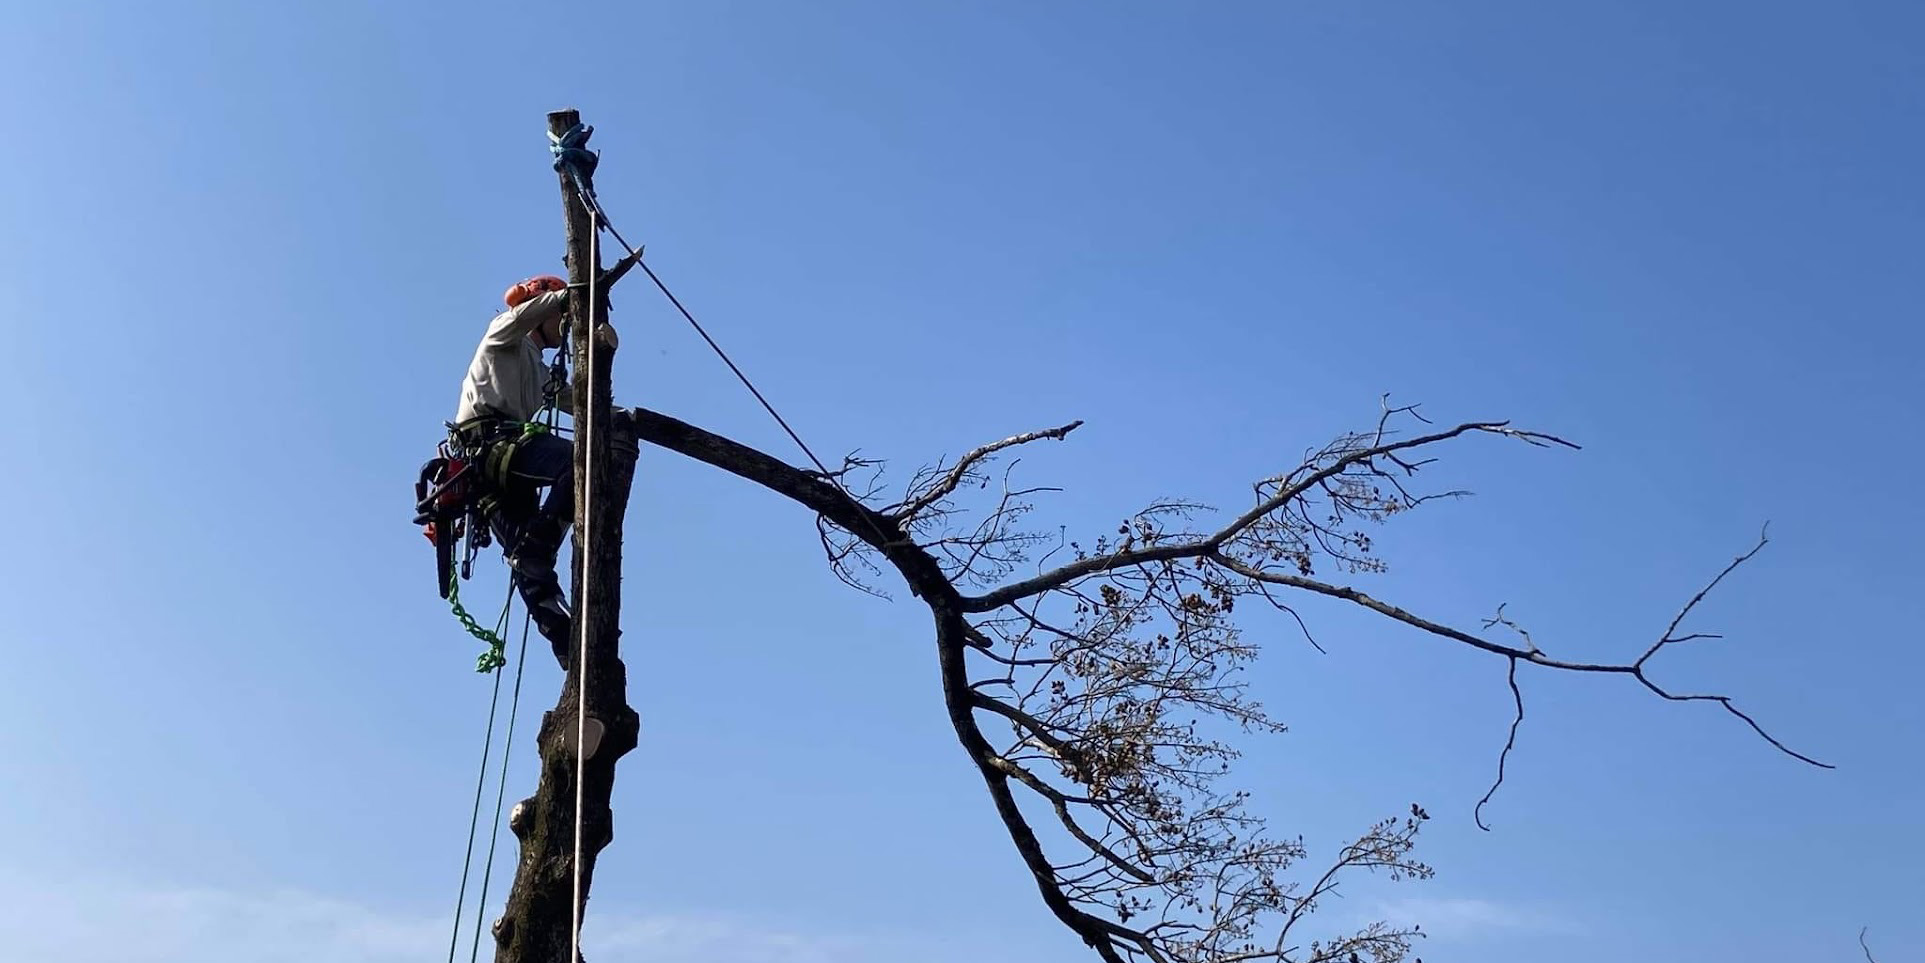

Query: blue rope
[548,122,601,206]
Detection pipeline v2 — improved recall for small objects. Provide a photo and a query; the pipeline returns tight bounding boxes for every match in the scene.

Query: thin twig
[889,421,1084,521]
[966,420,1576,612]
[1638,523,1771,667]
[1475,658,1524,831]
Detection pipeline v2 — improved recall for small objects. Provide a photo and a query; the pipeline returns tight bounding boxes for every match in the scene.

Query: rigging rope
[538,118,905,962]
[467,611,533,963]
[445,585,515,963]
[568,181,898,551]
[570,186,602,963]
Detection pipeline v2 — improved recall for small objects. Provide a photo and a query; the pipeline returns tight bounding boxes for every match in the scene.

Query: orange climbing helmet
[503,275,567,309]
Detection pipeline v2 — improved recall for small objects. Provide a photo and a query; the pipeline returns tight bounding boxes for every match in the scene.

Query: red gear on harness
[414,452,487,598]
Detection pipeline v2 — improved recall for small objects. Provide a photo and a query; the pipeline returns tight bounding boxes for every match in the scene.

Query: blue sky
[2,1,1920,960]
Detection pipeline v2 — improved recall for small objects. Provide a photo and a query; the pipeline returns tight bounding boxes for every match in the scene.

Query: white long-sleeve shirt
[454,290,573,424]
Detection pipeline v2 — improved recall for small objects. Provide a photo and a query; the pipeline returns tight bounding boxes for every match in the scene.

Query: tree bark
[492,108,643,963]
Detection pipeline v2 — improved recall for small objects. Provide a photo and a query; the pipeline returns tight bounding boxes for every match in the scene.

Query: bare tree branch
[965,418,1576,613]
[622,401,1827,963]
[890,420,1084,522]
[1211,541,1830,776]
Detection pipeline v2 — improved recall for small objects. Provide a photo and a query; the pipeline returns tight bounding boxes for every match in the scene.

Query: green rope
[446,643,508,963]
[467,610,532,963]
[448,569,513,673]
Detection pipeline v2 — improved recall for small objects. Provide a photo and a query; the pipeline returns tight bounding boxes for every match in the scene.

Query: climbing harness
[414,416,549,671]
[415,332,571,671]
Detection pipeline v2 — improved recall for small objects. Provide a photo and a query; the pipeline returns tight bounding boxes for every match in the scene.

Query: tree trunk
[492,108,643,963]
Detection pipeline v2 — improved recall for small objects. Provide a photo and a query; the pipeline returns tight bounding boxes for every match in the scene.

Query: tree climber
[450,274,623,667]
